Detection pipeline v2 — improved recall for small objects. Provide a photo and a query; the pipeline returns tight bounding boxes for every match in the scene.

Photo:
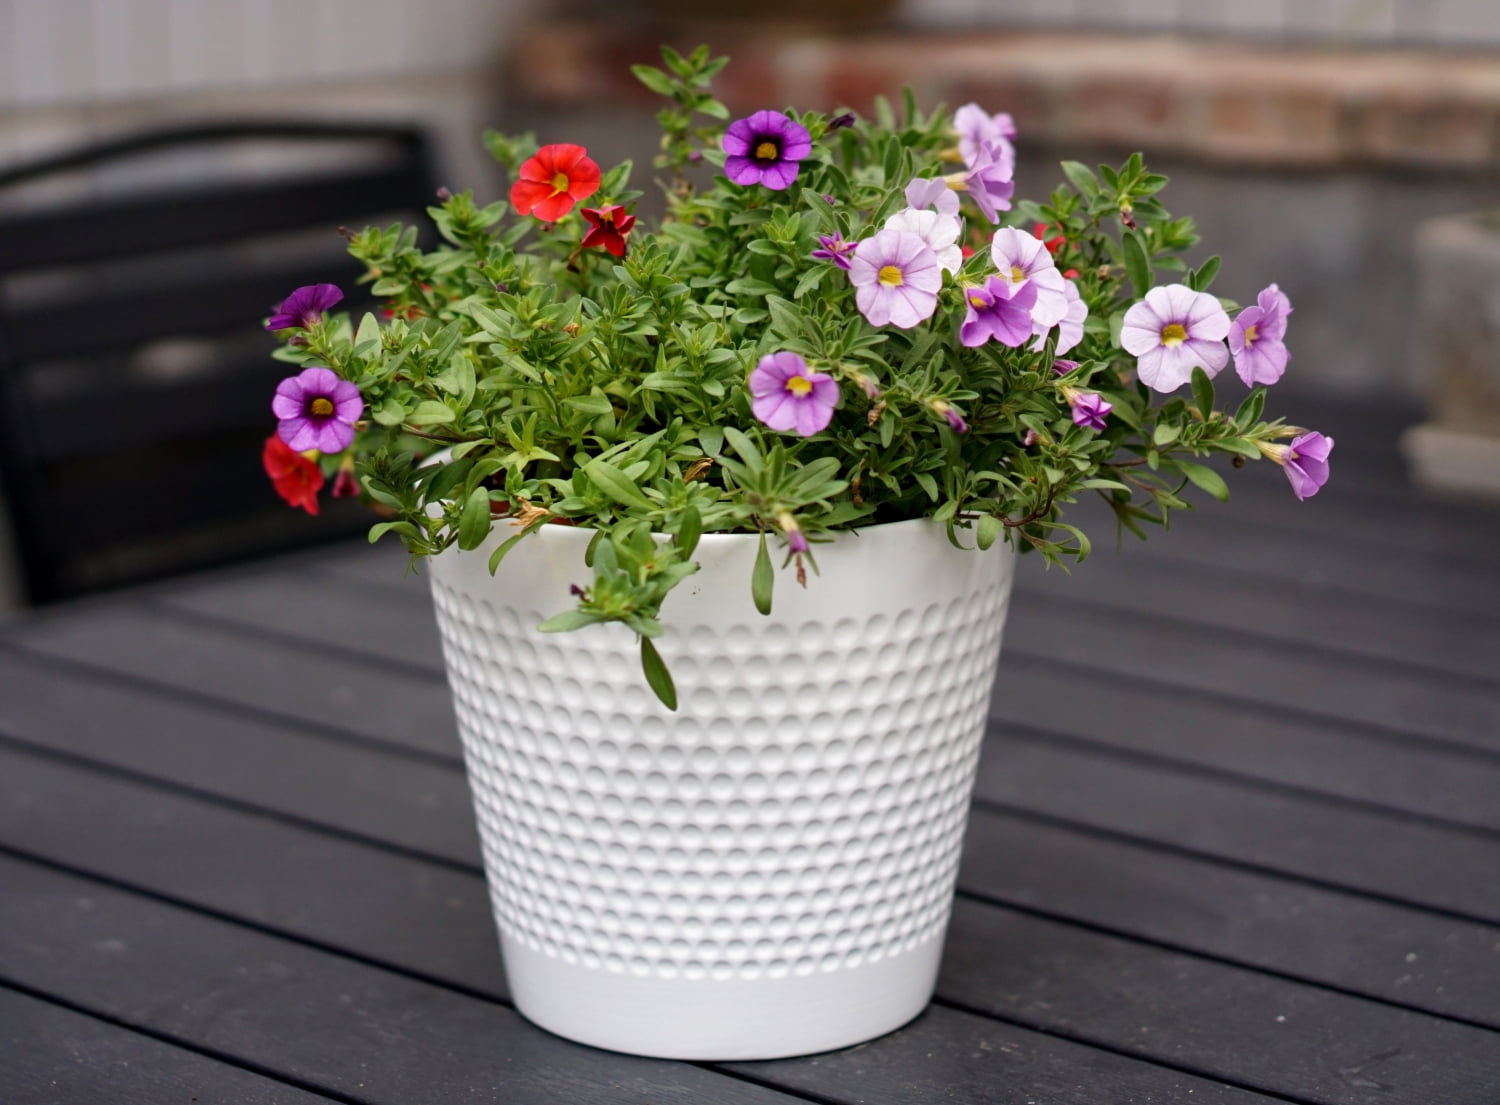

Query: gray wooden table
[3,404,1499,1104]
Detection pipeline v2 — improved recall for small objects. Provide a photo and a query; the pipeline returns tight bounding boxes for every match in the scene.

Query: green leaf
[1176,460,1230,501]
[585,459,654,511]
[676,504,702,558]
[1060,160,1098,197]
[752,532,773,616]
[367,520,420,544]
[1190,366,1215,422]
[457,486,492,550]
[1153,422,1181,447]
[1122,230,1152,297]
[631,64,676,96]
[976,513,1003,551]
[1188,254,1221,292]
[487,528,534,574]
[537,610,603,633]
[1235,388,1266,427]
[406,400,456,426]
[640,636,678,711]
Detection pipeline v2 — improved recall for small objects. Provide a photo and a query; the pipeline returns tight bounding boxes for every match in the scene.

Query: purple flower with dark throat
[812,232,858,270]
[960,276,1037,348]
[272,366,364,453]
[1230,283,1293,387]
[1260,431,1334,501]
[750,352,839,436]
[722,111,812,191]
[266,284,343,331]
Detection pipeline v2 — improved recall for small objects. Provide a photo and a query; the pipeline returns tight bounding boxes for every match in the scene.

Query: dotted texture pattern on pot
[430,582,1010,982]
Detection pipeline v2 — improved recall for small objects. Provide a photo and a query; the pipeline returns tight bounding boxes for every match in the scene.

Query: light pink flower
[1230,283,1293,387]
[884,206,963,274]
[954,103,1017,176]
[1259,431,1334,501]
[1031,277,1087,355]
[749,352,839,436]
[1120,284,1231,393]
[904,176,960,218]
[848,228,942,329]
[990,226,1069,329]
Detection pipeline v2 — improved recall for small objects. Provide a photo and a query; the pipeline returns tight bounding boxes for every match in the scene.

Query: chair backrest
[0,121,437,605]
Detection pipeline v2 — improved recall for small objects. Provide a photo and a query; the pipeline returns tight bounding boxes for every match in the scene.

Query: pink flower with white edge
[990,226,1069,329]
[750,351,839,436]
[954,103,1017,175]
[1031,277,1087,355]
[848,228,942,329]
[1230,283,1293,387]
[884,206,963,274]
[1120,284,1231,393]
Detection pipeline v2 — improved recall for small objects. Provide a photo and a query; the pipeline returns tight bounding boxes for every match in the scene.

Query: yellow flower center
[1243,323,1259,346]
[1160,323,1188,347]
[785,375,813,397]
[1010,265,1026,283]
[309,397,335,417]
[551,171,570,193]
[968,294,988,308]
[878,265,905,287]
[755,141,779,161]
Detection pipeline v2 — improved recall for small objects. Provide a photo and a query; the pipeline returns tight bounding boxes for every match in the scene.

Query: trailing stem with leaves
[261,44,1332,708]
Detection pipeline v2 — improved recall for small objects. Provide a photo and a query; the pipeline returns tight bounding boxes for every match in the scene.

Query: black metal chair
[0,121,438,605]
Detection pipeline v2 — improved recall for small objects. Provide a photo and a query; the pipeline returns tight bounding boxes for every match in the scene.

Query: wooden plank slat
[0,986,340,1105]
[0,856,816,1105]
[937,898,1500,1105]
[0,745,1489,1104]
[0,650,476,862]
[2,606,459,761]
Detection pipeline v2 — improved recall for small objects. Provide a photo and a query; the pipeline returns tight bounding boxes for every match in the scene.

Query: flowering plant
[262,45,1330,707]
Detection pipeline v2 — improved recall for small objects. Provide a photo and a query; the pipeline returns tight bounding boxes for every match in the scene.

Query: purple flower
[960,275,1038,348]
[1031,277,1087,355]
[1067,390,1112,431]
[847,228,942,329]
[945,141,1014,223]
[778,511,810,554]
[827,112,857,131]
[991,227,1068,328]
[904,176,960,218]
[1052,358,1080,375]
[812,232,858,270]
[266,284,343,331]
[954,103,1017,173]
[1120,284,1231,393]
[930,399,968,434]
[722,111,812,191]
[750,352,839,436]
[1230,283,1293,387]
[272,366,363,453]
[1261,431,1334,501]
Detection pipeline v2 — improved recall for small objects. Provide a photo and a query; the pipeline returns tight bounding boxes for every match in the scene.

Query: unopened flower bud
[827,112,857,131]
[777,511,809,554]
[436,186,452,201]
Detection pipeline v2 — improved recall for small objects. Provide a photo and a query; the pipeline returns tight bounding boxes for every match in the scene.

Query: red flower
[1033,221,1066,255]
[510,143,601,222]
[262,434,324,515]
[580,204,637,257]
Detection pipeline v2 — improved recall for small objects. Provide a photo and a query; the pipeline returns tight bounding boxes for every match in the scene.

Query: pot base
[502,930,944,1059]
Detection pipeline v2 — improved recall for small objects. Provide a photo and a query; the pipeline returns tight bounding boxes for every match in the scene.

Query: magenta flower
[1260,431,1334,501]
[722,111,812,191]
[990,227,1068,329]
[960,275,1038,348]
[266,284,343,331]
[848,229,942,329]
[750,352,838,436]
[1066,390,1112,431]
[812,232,857,270]
[1120,284,1231,393]
[272,366,364,453]
[944,142,1014,223]
[954,103,1017,174]
[1230,283,1293,387]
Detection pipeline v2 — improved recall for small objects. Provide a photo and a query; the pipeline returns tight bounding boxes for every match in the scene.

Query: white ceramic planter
[427,518,1016,1059]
